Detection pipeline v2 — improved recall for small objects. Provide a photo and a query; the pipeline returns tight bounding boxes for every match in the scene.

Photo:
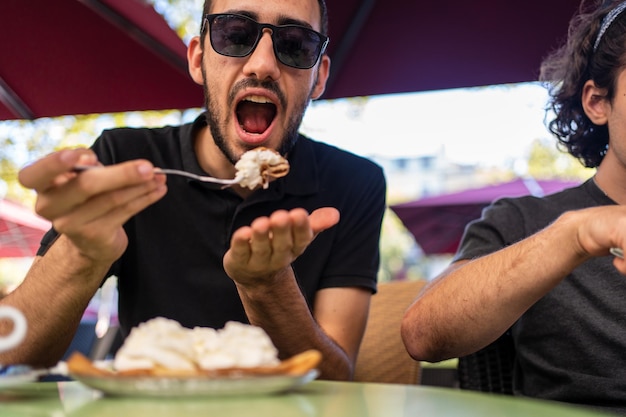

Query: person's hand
[223,207,340,287]
[18,148,167,262]
[566,205,626,274]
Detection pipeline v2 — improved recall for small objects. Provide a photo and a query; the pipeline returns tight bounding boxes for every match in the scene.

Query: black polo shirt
[39,113,386,337]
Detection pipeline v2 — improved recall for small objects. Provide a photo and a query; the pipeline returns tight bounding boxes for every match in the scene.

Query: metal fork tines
[610,247,624,259]
[73,165,239,187]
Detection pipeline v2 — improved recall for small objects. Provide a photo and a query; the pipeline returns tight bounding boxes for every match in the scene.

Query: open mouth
[236,95,277,135]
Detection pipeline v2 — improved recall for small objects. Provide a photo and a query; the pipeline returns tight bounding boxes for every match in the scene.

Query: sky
[300,82,553,168]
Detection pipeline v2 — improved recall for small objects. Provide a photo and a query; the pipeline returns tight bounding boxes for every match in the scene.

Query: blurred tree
[525,138,594,180]
[0,111,189,204]
[0,0,198,204]
[149,0,203,43]
[1,118,65,203]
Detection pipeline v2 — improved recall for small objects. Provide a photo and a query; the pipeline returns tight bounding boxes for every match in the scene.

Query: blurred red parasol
[323,0,580,99]
[390,178,580,255]
[0,0,203,120]
[0,199,51,258]
[1,0,583,119]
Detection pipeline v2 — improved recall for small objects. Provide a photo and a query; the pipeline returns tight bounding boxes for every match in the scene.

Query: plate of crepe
[67,350,321,397]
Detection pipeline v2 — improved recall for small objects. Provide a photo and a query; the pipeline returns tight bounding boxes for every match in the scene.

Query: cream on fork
[72,147,290,190]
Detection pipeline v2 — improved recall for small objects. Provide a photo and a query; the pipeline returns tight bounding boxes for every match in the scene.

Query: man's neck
[594,158,626,204]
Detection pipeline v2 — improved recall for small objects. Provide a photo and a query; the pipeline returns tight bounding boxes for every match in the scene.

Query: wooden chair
[353,279,426,384]
[457,331,515,394]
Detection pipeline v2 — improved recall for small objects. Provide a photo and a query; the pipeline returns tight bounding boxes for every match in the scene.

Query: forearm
[1,235,111,367]
[236,268,352,381]
[402,212,589,362]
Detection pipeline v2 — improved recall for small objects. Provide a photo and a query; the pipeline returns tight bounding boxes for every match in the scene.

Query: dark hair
[540,0,626,168]
[200,1,329,47]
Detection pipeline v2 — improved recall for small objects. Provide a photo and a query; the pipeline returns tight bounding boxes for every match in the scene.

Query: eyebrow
[224,10,315,30]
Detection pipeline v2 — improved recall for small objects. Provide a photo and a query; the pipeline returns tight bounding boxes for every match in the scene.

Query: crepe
[68,318,321,379]
[235,147,289,189]
[67,349,322,378]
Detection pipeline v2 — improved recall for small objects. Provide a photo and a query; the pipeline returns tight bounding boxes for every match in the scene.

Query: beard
[201,65,315,165]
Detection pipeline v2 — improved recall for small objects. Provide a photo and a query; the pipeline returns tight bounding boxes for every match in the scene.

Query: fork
[610,247,624,259]
[73,165,240,188]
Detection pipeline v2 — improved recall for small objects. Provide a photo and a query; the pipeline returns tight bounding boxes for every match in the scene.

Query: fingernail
[137,163,153,176]
[76,154,94,165]
[59,149,75,164]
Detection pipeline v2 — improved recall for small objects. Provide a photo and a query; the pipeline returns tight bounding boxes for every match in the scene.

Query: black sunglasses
[202,13,329,69]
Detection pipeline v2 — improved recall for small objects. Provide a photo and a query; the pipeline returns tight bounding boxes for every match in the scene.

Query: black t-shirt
[38,113,386,338]
[455,178,626,412]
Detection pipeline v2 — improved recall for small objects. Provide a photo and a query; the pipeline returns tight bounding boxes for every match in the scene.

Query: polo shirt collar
[179,113,208,175]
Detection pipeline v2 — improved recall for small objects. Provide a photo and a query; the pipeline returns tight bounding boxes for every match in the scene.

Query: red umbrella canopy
[0,0,203,120]
[1,0,582,117]
[390,178,580,255]
[323,0,581,99]
[0,199,51,258]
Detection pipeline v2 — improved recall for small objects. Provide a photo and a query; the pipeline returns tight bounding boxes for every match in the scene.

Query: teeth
[243,95,272,104]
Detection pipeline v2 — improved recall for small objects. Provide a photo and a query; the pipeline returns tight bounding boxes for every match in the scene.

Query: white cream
[234,148,289,190]
[113,317,279,372]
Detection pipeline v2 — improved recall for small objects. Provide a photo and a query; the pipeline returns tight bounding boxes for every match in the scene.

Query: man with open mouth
[8,0,386,382]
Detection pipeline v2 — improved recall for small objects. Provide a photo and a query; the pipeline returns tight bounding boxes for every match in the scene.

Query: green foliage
[0,119,58,202]
[525,138,594,180]
[148,0,203,43]
[0,110,190,204]
[378,210,426,283]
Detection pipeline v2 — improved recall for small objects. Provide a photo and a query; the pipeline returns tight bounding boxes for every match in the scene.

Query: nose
[242,30,281,81]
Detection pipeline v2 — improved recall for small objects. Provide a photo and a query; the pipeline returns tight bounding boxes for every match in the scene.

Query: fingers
[32,158,161,220]
[18,148,167,223]
[612,257,626,275]
[261,211,294,263]
[226,208,339,281]
[228,211,293,272]
[59,182,167,262]
[245,209,308,263]
[289,209,313,256]
[249,215,281,258]
[306,207,340,234]
[19,149,97,192]
[17,149,169,263]
[53,179,167,235]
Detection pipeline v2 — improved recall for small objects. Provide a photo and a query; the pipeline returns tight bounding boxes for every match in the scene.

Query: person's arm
[224,207,369,380]
[236,271,370,380]
[0,149,167,367]
[401,206,626,363]
[2,239,112,367]
[312,286,371,379]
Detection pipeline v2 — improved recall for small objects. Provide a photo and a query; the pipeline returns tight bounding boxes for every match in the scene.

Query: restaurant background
[0,0,593,293]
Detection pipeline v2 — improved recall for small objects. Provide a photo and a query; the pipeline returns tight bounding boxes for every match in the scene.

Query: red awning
[391,178,580,255]
[0,199,51,258]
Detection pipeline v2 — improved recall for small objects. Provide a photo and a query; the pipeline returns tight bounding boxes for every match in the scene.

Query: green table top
[0,380,616,417]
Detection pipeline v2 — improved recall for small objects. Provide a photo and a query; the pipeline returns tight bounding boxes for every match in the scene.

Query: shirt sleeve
[317,163,386,294]
[453,198,529,263]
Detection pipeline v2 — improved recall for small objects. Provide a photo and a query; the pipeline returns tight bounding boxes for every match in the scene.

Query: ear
[187,36,204,86]
[582,80,610,125]
[310,55,331,100]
